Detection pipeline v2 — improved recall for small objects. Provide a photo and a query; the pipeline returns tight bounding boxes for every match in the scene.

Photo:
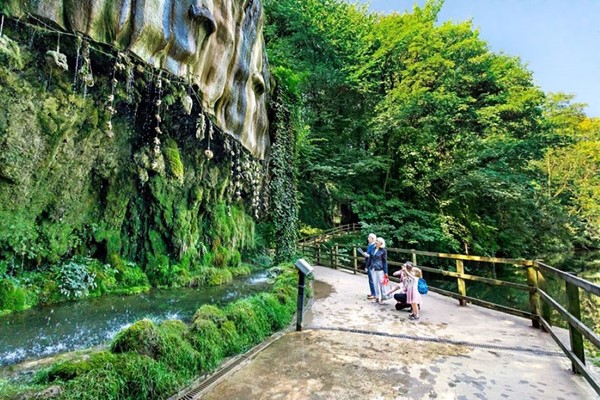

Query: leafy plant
[54,258,98,299]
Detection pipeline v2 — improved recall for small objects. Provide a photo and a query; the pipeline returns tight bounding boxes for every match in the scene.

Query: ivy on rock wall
[0,18,269,300]
[268,86,298,263]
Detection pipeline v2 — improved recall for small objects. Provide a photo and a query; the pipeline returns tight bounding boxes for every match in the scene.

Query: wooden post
[411,250,417,266]
[334,244,339,269]
[329,246,334,269]
[353,247,358,274]
[526,265,540,329]
[317,244,321,265]
[456,259,466,306]
[566,281,585,373]
[537,267,552,330]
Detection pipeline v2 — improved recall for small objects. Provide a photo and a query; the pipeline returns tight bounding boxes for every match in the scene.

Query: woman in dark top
[370,237,388,304]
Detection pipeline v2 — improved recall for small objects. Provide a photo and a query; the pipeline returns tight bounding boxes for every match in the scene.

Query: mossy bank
[0,264,302,399]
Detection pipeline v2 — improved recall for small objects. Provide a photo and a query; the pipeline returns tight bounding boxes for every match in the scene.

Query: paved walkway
[200,265,597,399]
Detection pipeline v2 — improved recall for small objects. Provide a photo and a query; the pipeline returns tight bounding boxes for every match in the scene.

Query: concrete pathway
[200,265,597,399]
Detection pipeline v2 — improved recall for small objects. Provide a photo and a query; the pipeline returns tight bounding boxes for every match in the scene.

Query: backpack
[418,278,428,295]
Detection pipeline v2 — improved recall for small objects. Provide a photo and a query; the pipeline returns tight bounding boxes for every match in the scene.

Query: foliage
[111,257,150,289]
[0,379,48,400]
[264,0,596,258]
[0,23,266,297]
[250,254,274,269]
[203,267,233,286]
[228,263,252,277]
[268,88,299,263]
[532,95,600,247]
[0,35,24,70]
[0,278,27,311]
[163,138,185,183]
[54,258,99,299]
[4,264,299,399]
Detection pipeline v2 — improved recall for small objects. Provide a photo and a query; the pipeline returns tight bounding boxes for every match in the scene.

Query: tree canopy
[263,0,599,258]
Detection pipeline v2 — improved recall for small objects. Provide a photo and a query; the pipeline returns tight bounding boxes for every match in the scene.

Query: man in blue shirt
[365,233,377,299]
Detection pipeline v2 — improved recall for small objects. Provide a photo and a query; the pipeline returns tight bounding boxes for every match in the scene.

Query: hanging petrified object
[204,149,213,160]
[195,112,206,140]
[181,94,193,115]
[5,0,272,159]
[45,50,68,71]
[78,41,94,87]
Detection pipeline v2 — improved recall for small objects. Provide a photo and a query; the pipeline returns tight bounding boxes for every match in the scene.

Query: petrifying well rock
[3,0,270,159]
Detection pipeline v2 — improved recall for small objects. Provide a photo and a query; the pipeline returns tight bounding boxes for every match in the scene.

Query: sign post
[294,258,314,332]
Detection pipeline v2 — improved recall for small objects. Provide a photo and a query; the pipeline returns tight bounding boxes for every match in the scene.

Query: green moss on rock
[188,319,225,370]
[111,319,159,358]
[0,279,26,311]
[164,138,185,183]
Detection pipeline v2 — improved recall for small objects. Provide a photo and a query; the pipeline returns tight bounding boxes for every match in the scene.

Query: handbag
[381,274,391,300]
[381,274,390,286]
[418,278,428,295]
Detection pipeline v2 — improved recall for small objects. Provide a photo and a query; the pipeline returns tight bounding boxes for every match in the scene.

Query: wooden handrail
[298,223,359,243]
[385,247,534,266]
[538,289,600,350]
[537,261,600,296]
[540,318,600,395]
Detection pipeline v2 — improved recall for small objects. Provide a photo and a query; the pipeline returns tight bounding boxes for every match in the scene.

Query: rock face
[0,14,267,286]
[4,0,270,159]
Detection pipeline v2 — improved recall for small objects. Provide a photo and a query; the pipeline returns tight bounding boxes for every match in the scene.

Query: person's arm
[403,268,416,279]
[386,285,401,296]
[383,249,388,275]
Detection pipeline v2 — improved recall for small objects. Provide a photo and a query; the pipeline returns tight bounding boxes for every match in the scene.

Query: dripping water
[126,63,134,103]
[73,38,82,87]
[28,30,35,48]
[140,70,153,142]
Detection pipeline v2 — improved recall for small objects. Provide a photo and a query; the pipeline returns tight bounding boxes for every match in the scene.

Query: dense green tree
[264,0,596,257]
[533,95,600,246]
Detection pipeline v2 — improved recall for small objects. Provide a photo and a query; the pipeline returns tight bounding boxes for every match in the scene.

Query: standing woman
[370,237,389,304]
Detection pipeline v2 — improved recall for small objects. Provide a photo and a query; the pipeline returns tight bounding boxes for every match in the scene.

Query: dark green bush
[0,279,27,311]
[224,298,270,348]
[111,319,159,358]
[204,267,233,286]
[188,319,225,370]
[192,304,228,326]
[118,262,150,288]
[154,320,201,375]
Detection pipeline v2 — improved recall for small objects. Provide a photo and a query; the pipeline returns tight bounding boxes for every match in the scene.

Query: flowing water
[0,271,271,367]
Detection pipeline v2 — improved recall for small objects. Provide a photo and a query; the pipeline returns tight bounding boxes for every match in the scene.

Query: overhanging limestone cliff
[2,0,270,159]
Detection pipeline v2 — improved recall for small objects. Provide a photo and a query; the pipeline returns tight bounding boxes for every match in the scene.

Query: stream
[0,271,271,367]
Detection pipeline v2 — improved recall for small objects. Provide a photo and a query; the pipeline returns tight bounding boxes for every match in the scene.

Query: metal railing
[298,241,600,395]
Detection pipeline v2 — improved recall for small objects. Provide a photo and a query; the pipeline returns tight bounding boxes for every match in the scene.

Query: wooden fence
[298,241,600,396]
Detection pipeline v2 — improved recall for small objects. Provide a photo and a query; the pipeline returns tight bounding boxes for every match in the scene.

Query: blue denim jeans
[368,268,376,296]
